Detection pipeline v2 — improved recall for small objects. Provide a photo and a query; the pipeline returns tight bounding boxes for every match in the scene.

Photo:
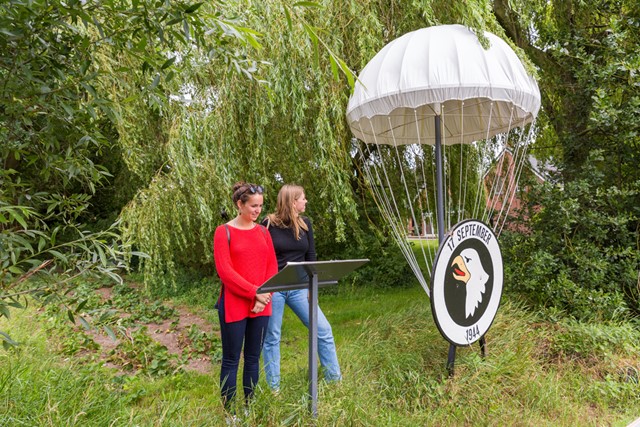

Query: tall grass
[1,285,639,426]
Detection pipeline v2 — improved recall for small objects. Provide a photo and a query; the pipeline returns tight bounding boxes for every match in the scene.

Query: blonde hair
[267,184,308,240]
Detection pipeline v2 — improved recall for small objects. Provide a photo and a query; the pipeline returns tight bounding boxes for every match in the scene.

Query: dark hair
[232,181,263,204]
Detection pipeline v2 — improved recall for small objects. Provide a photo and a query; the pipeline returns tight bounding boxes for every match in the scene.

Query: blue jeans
[262,289,341,390]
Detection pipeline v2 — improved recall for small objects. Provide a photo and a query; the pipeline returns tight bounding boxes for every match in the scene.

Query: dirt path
[83,286,218,375]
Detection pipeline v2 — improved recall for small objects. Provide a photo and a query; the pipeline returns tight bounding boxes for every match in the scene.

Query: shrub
[502,151,640,321]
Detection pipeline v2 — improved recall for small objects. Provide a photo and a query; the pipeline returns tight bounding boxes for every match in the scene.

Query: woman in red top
[214,181,277,410]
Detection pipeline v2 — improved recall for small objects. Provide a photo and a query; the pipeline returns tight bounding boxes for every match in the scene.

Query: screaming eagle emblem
[450,248,489,318]
[430,219,503,346]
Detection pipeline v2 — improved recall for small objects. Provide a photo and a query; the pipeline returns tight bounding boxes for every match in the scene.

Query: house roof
[484,148,558,183]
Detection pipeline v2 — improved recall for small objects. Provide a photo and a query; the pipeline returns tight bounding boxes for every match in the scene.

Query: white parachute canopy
[346,24,541,145]
[346,25,541,295]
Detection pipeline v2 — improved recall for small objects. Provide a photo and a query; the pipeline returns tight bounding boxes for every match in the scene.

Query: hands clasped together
[252,292,271,313]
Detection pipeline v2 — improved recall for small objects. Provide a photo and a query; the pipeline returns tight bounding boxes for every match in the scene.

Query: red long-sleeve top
[213,224,278,323]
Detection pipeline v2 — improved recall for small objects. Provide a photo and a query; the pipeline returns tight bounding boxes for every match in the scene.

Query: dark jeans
[217,292,269,408]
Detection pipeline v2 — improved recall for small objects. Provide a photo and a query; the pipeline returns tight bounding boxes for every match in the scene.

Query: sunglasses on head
[247,185,264,194]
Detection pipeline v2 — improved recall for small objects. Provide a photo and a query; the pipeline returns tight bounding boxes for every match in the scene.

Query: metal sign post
[259,259,369,417]
[430,114,503,377]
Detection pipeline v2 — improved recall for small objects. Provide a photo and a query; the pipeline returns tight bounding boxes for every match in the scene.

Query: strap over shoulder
[224,224,230,243]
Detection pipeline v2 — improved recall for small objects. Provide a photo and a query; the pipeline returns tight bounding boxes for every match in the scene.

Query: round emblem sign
[430,219,503,346]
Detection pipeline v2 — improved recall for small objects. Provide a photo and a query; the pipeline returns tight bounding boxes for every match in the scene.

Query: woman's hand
[255,293,271,305]
[251,301,266,313]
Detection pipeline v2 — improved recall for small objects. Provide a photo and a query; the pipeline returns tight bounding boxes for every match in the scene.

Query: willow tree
[119,0,517,292]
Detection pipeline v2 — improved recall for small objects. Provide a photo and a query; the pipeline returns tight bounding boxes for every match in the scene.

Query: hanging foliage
[119,0,511,291]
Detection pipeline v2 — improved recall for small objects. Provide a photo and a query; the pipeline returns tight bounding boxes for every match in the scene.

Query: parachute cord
[484,134,507,226]
[388,119,429,295]
[462,101,472,224]
[409,111,435,278]
[391,117,422,238]
[410,117,434,269]
[497,119,536,236]
[491,115,523,231]
[359,121,430,294]
[357,136,408,262]
[484,106,515,227]
[494,117,527,230]
[473,101,494,219]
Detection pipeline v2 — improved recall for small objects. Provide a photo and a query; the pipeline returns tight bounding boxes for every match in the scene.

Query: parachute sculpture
[346,24,541,369]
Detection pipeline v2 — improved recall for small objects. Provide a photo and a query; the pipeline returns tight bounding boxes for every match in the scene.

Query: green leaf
[67,309,75,324]
[79,316,91,331]
[301,23,319,67]
[9,209,28,230]
[96,244,107,266]
[329,54,339,82]
[183,19,190,40]
[51,227,59,245]
[301,22,318,45]
[161,57,176,70]
[77,299,88,312]
[104,325,117,341]
[38,237,46,252]
[7,300,24,309]
[131,251,151,259]
[283,6,293,31]
[0,304,10,319]
[0,331,19,347]
[337,56,355,88]
[8,266,23,275]
[242,31,262,50]
[0,28,20,38]
[184,2,203,13]
[48,250,68,263]
[293,1,323,8]
[150,74,161,90]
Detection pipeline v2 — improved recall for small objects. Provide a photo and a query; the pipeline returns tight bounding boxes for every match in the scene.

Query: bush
[318,223,415,289]
[502,151,640,321]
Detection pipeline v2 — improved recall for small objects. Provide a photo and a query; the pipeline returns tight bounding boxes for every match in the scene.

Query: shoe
[225,414,239,426]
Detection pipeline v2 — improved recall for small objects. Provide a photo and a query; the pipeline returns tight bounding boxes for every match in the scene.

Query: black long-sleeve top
[262,216,316,271]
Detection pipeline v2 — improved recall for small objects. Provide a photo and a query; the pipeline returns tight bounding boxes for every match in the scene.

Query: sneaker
[225,414,239,426]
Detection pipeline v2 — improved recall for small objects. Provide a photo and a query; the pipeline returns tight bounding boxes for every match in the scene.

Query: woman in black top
[261,184,341,391]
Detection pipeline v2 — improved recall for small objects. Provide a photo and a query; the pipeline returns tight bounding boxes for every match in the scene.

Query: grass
[408,238,439,273]
[1,284,639,426]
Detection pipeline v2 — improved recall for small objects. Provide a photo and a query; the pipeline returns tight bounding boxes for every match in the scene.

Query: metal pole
[308,271,319,417]
[435,113,457,376]
[434,113,445,243]
[447,344,457,377]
